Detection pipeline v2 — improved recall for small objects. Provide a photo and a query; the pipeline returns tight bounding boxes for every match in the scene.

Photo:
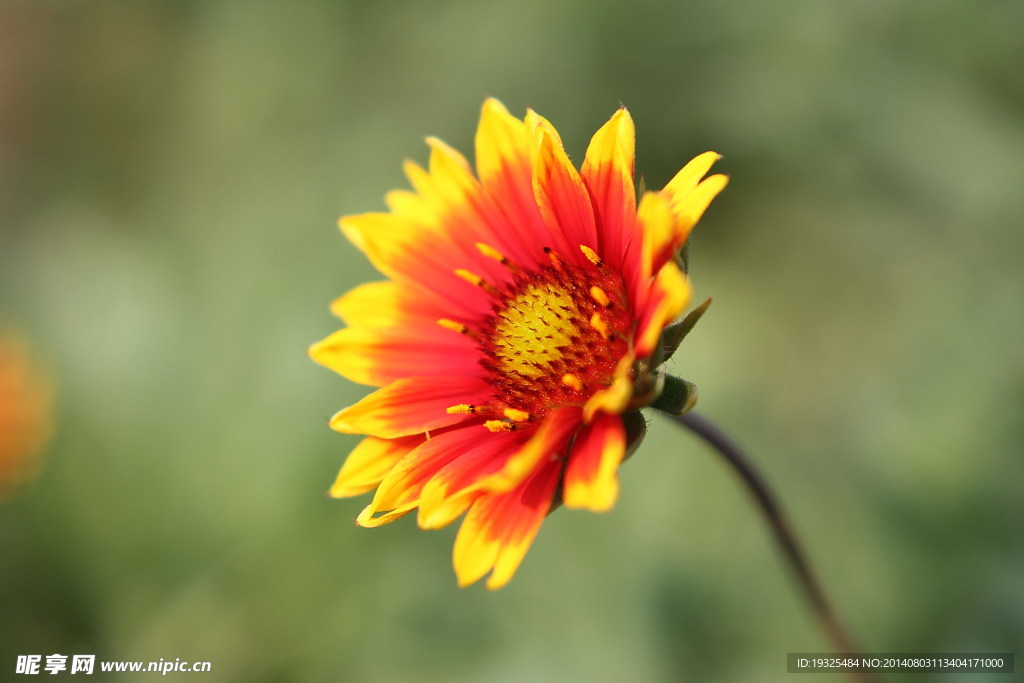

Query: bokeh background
[2,2,1022,681]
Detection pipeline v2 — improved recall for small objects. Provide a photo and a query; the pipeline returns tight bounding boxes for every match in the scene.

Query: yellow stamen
[454,268,482,285]
[590,312,611,339]
[454,269,500,296]
[543,247,564,270]
[437,318,468,334]
[475,242,512,268]
[562,373,584,392]
[589,286,611,307]
[446,404,477,415]
[437,318,480,340]
[484,420,516,433]
[502,408,531,422]
[580,245,602,266]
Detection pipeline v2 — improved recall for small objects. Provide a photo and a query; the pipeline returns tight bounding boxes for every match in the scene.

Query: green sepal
[650,375,699,416]
[659,297,712,362]
[621,410,648,463]
[676,242,689,275]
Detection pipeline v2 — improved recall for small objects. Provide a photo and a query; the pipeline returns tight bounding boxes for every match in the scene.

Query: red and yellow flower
[311,98,726,588]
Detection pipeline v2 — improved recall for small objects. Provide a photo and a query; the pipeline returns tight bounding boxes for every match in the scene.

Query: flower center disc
[479,260,632,421]
[493,283,579,378]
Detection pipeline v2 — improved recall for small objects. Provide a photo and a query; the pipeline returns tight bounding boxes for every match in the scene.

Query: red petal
[563,413,626,512]
[356,425,493,527]
[329,375,493,439]
[581,107,637,274]
[309,326,479,388]
[530,113,598,266]
[452,458,562,589]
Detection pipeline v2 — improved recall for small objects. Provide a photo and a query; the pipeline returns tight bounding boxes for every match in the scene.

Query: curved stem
[668,411,875,683]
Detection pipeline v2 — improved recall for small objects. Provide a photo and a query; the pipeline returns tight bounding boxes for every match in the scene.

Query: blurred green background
[2,1,1022,681]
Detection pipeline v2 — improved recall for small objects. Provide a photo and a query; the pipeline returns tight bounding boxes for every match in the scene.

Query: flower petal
[356,425,492,527]
[452,458,562,589]
[416,430,522,530]
[329,435,424,498]
[582,352,635,422]
[477,406,581,493]
[581,107,637,273]
[475,98,531,187]
[329,376,492,439]
[404,140,533,278]
[671,174,729,246]
[562,413,626,512]
[633,261,692,359]
[309,326,478,387]
[663,151,721,199]
[330,280,450,329]
[316,278,486,387]
[661,152,728,247]
[474,98,551,259]
[339,213,491,319]
[530,115,598,264]
[634,190,676,308]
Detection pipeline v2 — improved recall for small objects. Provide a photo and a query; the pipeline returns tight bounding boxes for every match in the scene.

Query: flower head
[311,98,726,588]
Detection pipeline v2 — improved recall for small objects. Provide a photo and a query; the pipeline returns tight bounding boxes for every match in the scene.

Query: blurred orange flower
[0,337,52,501]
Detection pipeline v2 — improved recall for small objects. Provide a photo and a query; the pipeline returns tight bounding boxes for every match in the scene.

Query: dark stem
[668,411,876,683]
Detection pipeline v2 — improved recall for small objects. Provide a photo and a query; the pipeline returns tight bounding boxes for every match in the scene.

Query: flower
[0,336,52,501]
[311,98,727,588]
